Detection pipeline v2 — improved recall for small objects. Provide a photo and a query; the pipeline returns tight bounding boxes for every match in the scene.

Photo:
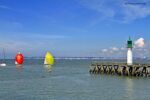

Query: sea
[0,59,150,100]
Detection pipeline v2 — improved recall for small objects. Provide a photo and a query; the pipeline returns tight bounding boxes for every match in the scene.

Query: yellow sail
[44,52,54,65]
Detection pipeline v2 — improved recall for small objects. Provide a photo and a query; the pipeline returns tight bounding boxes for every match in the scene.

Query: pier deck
[89,62,150,77]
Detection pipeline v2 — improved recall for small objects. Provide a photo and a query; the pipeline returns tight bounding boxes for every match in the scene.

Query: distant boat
[0,48,6,67]
[0,63,6,67]
[15,52,24,65]
[44,52,54,65]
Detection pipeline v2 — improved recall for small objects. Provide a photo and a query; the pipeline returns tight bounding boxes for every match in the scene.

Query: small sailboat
[15,52,24,65]
[44,52,54,65]
[44,52,54,72]
[0,48,6,67]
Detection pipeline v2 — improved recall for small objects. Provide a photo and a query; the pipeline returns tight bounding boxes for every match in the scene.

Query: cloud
[0,31,71,58]
[111,47,119,51]
[102,49,108,52]
[77,0,150,23]
[0,21,23,31]
[77,0,116,18]
[26,34,71,40]
[99,46,124,57]
[123,4,150,22]
[98,37,150,58]
[133,38,150,57]
[0,5,17,12]
[134,38,145,48]
[0,38,55,58]
[0,5,12,10]
[121,47,125,50]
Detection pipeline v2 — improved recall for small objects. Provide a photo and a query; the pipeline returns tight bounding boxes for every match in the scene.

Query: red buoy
[15,52,24,65]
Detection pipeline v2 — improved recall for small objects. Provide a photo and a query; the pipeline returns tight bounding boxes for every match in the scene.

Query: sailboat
[0,48,6,67]
[44,52,54,65]
[44,52,54,72]
[15,52,24,65]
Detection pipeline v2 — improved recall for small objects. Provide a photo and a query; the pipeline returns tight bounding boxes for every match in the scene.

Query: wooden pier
[89,63,150,77]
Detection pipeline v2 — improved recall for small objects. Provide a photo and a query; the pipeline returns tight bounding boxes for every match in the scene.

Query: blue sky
[0,0,150,58]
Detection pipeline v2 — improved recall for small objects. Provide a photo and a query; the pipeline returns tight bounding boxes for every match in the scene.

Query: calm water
[0,59,150,100]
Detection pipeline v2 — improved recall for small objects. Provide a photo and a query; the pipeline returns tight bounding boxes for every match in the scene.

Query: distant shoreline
[0,57,149,60]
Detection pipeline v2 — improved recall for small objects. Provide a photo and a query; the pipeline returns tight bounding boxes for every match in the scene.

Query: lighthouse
[127,37,133,66]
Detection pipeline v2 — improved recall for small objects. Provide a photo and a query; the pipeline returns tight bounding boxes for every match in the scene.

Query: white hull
[0,63,6,66]
[15,61,18,65]
[127,48,132,65]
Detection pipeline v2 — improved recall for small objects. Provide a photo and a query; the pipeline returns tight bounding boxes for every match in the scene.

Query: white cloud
[134,38,145,48]
[77,0,116,18]
[102,49,108,52]
[0,38,55,58]
[0,5,11,10]
[123,4,150,22]
[98,37,147,57]
[34,34,70,39]
[99,46,123,57]
[111,47,119,51]
[0,31,72,58]
[101,47,119,53]
[77,0,150,23]
[120,47,125,50]
[0,21,23,31]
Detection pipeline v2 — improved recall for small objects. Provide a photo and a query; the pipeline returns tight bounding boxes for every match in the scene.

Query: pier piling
[90,63,150,77]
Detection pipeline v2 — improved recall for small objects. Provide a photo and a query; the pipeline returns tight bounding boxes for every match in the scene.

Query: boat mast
[3,48,5,62]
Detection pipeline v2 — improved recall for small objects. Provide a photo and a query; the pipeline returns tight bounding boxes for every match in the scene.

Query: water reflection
[44,65,53,72]
[16,64,23,70]
[125,78,134,100]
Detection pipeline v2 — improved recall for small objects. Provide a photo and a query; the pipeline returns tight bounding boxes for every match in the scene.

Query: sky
[0,0,150,58]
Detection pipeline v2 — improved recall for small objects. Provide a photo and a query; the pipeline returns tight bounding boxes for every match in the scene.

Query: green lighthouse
[127,37,133,48]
